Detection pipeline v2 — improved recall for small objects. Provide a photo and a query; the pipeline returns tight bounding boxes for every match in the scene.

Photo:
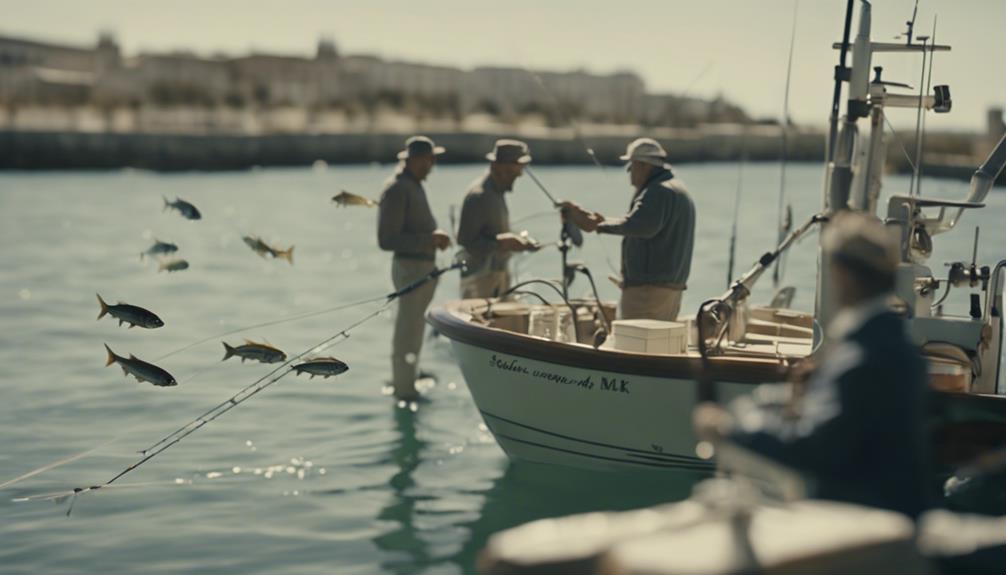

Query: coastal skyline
[1,0,1002,131]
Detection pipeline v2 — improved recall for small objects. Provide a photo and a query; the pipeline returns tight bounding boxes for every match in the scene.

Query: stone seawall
[1,128,998,186]
[0,128,825,171]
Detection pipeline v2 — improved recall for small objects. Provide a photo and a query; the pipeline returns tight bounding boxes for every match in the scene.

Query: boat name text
[489,354,630,394]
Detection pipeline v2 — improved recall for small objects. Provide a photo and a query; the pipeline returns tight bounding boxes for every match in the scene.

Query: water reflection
[373,405,432,574]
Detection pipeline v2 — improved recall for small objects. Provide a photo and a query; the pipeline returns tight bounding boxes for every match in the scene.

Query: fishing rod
[772,0,800,289]
[726,132,746,288]
[527,71,604,170]
[35,262,464,515]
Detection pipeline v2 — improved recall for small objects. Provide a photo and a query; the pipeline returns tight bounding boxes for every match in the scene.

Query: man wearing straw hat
[377,135,453,400]
[457,139,538,299]
[694,212,932,519]
[563,137,695,321]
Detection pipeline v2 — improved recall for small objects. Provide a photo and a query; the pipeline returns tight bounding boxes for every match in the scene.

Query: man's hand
[560,201,603,233]
[432,229,452,251]
[693,402,734,443]
[496,232,535,252]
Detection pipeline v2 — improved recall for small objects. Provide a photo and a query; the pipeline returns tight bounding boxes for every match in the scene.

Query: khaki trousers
[391,258,438,399]
[460,270,510,300]
[619,285,683,321]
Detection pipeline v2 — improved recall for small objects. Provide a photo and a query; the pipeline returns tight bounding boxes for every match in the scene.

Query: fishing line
[29,263,463,514]
[153,294,388,362]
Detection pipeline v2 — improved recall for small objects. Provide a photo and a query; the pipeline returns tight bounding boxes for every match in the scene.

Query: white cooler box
[612,319,688,354]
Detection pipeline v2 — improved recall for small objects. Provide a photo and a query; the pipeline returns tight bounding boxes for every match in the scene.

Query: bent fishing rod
[39,261,465,515]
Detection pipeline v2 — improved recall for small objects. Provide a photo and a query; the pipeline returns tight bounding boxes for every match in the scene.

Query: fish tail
[96,293,109,320]
[279,246,294,265]
[104,343,118,367]
[222,342,236,362]
[162,196,170,211]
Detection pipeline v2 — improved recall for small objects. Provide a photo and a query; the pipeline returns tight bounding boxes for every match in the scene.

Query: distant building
[0,31,750,130]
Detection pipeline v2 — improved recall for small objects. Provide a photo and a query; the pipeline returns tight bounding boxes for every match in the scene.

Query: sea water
[1,163,1001,574]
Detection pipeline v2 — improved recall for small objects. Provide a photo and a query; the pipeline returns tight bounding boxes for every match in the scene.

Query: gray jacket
[376,169,437,261]
[457,173,510,277]
[598,169,695,289]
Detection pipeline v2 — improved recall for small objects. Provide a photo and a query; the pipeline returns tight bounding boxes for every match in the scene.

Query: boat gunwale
[427,300,791,384]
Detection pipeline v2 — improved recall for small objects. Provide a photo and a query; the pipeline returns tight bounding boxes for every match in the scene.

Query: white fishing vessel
[428,0,1006,475]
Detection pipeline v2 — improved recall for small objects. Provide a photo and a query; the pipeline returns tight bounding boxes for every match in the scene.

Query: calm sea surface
[1,162,1002,574]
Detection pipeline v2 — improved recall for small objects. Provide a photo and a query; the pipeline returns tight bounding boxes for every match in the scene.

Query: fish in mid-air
[104,344,177,387]
[140,239,179,260]
[163,196,202,220]
[291,357,350,379]
[331,190,377,208]
[242,236,294,264]
[96,293,164,329]
[222,340,287,364]
[158,258,190,272]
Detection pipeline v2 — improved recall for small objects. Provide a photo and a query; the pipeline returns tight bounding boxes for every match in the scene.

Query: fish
[242,236,294,264]
[104,344,177,387]
[96,293,164,329]
[158,258,190,272]
[140,239,178,260]
[331,190,377,208]
[291,357,350,379]
[222,340,287,364]
[163,196,202,220]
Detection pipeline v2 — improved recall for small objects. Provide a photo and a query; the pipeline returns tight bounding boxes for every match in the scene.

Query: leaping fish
[158,258,190,272]
[242,236,294,264]
[96,293,164,329]
[291,357,350,379]
[104,344,177,387]
[222,340,287,364]
[163,196,202,220]
[140,239,179,260]
[331,190,377,208]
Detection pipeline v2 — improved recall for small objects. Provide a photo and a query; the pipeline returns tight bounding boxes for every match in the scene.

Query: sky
[1,0,1002,131]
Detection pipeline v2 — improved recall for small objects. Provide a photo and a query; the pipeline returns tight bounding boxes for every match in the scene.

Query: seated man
[694,212,933,519]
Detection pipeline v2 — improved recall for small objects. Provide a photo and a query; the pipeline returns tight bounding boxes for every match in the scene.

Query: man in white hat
[457,139,538,299]
[377,135,453,400]
[563,137,695,320]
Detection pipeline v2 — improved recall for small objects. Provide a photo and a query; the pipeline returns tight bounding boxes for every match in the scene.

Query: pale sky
[2,0,1002,130]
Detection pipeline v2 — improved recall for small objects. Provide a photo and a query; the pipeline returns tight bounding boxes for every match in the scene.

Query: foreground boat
[429,0,1006,477]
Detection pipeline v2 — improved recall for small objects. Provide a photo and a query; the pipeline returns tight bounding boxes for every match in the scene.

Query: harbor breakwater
[0,126,997,184]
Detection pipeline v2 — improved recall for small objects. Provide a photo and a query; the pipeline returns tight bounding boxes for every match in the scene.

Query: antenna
[916,15,938,198]
[909,33,930,197]
[904,0,919,46]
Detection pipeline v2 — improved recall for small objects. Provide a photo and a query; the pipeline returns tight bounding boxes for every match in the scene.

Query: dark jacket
[730,307,932,519]
[597,169,695,289]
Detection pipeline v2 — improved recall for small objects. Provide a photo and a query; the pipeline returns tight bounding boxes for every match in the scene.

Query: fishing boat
[428,0,1006,475]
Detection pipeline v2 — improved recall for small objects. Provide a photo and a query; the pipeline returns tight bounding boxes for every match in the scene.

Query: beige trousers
[619,285,684,321]
[460,270,510,300]
[391,258,438,399]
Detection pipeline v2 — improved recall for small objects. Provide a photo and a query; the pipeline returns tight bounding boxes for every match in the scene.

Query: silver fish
[104,344,177,387]
[222,340,287,364]
[242,236,294,264]
[292,357,350,379]
[158,258,190,272]
[331,190,376,208]
[140,239,178,260]
[163,196,202,220]
[96,293,164,329]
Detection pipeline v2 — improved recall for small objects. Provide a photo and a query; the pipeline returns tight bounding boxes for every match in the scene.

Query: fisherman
[562,138,695,320]
[456,139,538,298]
[377,136,453,400]
[693,212,932,519]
